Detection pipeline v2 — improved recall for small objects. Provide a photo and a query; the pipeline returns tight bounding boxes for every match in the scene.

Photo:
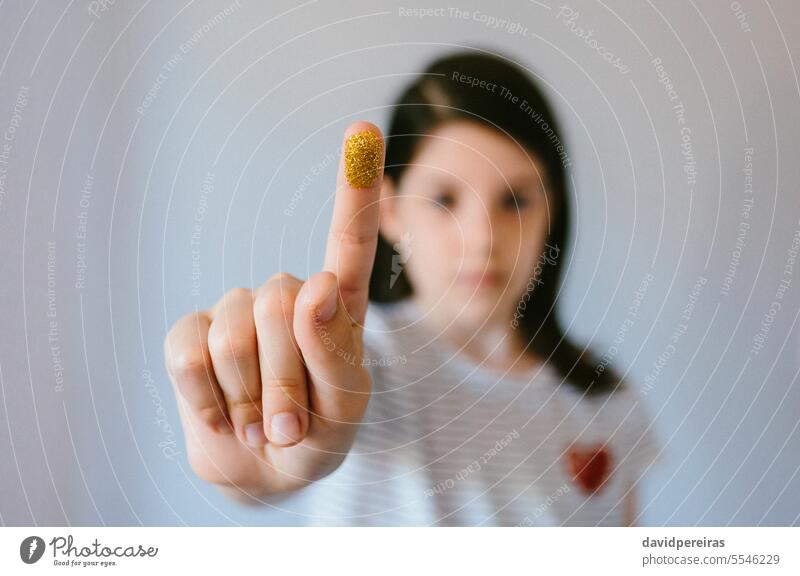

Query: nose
[459,197,495,260]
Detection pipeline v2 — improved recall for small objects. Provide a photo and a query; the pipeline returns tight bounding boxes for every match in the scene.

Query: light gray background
[0,0,798,525]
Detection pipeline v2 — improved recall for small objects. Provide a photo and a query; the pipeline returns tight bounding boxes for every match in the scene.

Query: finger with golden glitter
[323,122,386,327]
[344,130,384,188]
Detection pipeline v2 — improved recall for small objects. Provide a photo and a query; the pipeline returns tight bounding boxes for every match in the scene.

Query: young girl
[164,51,665,526]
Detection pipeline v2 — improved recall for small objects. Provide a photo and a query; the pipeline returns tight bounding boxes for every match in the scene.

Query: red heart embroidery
[565,443,611,495]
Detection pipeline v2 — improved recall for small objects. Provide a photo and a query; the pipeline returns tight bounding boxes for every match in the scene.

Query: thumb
[293,271,371,427]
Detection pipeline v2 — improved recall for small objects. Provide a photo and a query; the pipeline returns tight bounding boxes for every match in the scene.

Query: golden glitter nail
[344,130,383,188]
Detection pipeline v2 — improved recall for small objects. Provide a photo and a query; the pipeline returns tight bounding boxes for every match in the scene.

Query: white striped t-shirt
[260,299,666,526]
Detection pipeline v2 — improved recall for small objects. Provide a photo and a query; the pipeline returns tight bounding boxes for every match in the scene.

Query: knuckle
[227,397,263,411]
[268,271,301,284]
[167,350,211,381]
[211,288,253,318]
[195,405,226,427]
[254,283,298,323]
[224,287,253,303]
[263,378,303,396]
[164,312,205,349]
[164,312,212,379]
[207,330,257,364]
[225,399,264,427]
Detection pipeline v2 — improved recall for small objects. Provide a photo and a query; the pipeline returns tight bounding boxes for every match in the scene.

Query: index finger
[322,121,385,327]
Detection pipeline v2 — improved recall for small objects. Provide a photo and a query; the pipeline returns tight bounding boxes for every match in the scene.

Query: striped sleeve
[621,385,666,485]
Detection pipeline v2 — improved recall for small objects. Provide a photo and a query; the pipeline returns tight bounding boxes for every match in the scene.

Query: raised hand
[163,122,385,498]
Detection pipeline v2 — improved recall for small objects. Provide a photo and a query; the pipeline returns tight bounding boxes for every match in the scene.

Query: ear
[378,175,402,245]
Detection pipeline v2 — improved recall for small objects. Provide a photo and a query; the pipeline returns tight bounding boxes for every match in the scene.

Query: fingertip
[343,120,383,140]
[244,421,268,447]
[342,122,385,190]
[266,411,308,447]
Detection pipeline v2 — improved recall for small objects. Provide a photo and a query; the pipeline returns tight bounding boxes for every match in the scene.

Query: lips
[458,270,501,287]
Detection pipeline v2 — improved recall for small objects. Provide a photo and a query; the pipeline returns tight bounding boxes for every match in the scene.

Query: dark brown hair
[368,50,623,396]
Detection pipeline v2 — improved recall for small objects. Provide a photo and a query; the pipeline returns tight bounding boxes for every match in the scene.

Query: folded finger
[164,311,232,435]
[254,273,309,447]
[208,288,264,447]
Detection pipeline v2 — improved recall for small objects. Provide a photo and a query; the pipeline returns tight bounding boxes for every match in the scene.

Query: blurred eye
[503,191,530,211]
[433,191,456,210]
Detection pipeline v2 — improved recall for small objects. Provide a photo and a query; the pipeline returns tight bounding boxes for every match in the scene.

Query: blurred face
[379,120,555,333]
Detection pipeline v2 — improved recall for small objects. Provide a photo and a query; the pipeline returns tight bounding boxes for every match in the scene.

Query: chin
[453,295,500,319]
